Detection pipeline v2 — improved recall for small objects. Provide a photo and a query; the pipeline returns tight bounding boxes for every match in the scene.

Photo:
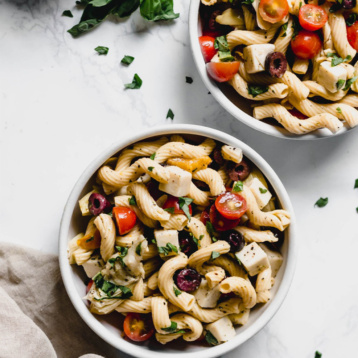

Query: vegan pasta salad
[68,135,290,346]
[199,0,358,135]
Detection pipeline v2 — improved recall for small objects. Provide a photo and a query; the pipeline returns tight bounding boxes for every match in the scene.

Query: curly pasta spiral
[186,217,212,248]
[234,226,278,243]
[193,168,225,196]
[256,267,272,303]
[303,81,348,101]
[94,213,116,262]
[115,297,152,313]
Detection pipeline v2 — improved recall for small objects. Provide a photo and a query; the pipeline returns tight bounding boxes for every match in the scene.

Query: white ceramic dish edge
[59,124,297,358]
[188,0,352,140]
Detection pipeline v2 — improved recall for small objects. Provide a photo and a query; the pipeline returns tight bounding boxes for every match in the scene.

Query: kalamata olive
[343,0,355,9]
[227,160,251,181]
[208,10,222,30]
[265,52,287,78]
[179,231,198,257]
[221,229,245,253]
[212,146,225,166]
[88,193,112,216]
[175,269,201,292]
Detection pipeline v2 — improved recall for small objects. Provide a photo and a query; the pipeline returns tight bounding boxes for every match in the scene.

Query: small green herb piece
[336,79,345,90]
[248,85,269,98]
[119,285,133,299]
[356,207,358,213]
[140,0,179,21]
[281,22,288,37]
[214,35,235,62]
[354,179,358,189]
[315,351,322,358]
[150,152,156,160]
[129,195,137,206]
[205,331,219,346]
[233,181,243,192]
[116,246,128,257]
[162,321,178,333]
[124,73,142,89]
[178,197,194,221]
[211,251,220,260]
[259,187,268,194]
[336,107,342,114]
[344,76,358,91]
[158,242,178,256]
[186,76,193,84]
[148,166,154,172]
[173,286,182,296]
[166,108,174,120]
[92,273,132,299]
[164,207,175,214]
[190,233,199,247]
[135,242,142,256]
[86,236,94,243]
[95,46,109,55]
[346,13,357,26]
[327,53,351,67]
[62,10,73,17]
[206,221,215,237]
[314,197,328,208]
[121,55,134,65]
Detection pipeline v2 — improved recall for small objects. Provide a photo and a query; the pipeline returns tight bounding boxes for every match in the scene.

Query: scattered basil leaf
[336,107,342,114]
[315,352,322,358]
[158,243,178,256]
[86,236,94,243]
[233,181,243,192]
[314,197,328,208]
[356,207,358,213]
[206,221,215,238]
[166,108,174,120]
[129,195,137,206]
[336,79,345,90]
[354,178,358,189]
[346,13,357,26]
[121,55,135,65]
[164,207,175,214]
[211,251,220,260]
[95,46,109,55]
[162,321,178,332]
[205,331,219,346]
[259,187,268,194]
[124,73,142,89]
[178,197,194,221]
[327,53,351,67]
[148,166,154,172]
[214,35,234,62]
[173,286,182,296]
[281,21,288,37]
[135,242,142,256]
[140,0,179,21]
[248,85,269,98]
[150,152,156,160]
[186,76,193,84]
[116,246,128,257]
[190,233,199,247]
[344,76,358,91]
[62,10,74,17]
[93,273,132,299]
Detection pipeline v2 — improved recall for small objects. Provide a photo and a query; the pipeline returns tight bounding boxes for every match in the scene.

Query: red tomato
[291,30,322,59]
[86,280,93,294]
[215,191,247,220]
[206,62,240,82]
[259,0,289,23]
[347,21,358,51]
[199,36,217,63]
[288,108,308,119]
[162,195,193,216]
[113,206,137,235]
[299,5,328,31]
[209,205,240,232]
[123,313,154,342]
[200,209,210,226]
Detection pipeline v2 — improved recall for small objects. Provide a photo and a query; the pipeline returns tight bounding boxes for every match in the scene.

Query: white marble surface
[1,0,357,357]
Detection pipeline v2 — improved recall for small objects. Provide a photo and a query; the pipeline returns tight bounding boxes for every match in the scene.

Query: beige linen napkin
[0,242,127,358]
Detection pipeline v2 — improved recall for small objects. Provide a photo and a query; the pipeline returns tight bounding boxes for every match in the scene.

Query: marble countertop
[1,0,357,357]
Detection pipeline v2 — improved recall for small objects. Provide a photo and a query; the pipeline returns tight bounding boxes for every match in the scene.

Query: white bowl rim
[188,0,353,140]
[59,124,297,358]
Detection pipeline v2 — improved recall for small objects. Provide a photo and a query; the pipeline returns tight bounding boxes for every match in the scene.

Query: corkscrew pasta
[68,134,289,346]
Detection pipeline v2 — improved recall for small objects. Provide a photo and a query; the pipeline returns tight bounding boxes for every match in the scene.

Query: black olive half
[265,52,287,78]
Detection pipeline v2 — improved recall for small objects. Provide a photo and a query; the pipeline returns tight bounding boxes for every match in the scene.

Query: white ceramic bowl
[189,0,352,140]
[59,124,297,358]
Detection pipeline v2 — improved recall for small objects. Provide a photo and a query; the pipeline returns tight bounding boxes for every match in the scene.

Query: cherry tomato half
[113,206,137,235]
[288,108,308,119]
[215,191,247,220]
[259,0,289,23]
[86,280,93,294]
[299,5,328,31]
[162,195,193,216]
[347,21,358,51]
[209,205,240,232]
[123,313,154,342]
[199,36,217,63]
[291,30,322,59]
[206,61,240,82]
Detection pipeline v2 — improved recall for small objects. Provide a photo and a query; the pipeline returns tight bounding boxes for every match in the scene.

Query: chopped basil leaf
[205,330,219,346]
[150,152,156,160]
[95,46,109,55]
[175,330,186,334]
[211,251,220,260]
[344,76,358,90]
[214,35,234,62]
[62,10,73,17]
[121,55,134,65]
[92,273,132,299]
[158,242,178,256]
[356,207,358,213]
[336,79,345,90]
[233,181,243,192]
[346,13,357,26]
[140,0,179,21]
[248,85,269,98]
[162,321,178,332]
[314,197,328,208]
[190,233,199,247]
[116,246,128,257]
[173,286,182,296]
[354,178,358,189]
[135,242,142,256]
[148,166,154,172]
[167,242,178,253]
[166,108,174,120]
[186,76,193,84]
[119,285,133,298]
[206,221,215,238]
[124,73,142,89]
[86,236,94,243]
[315,352,322,358]
[178,197,194,221]
[327,53,351,67]
[281,21,288,37]
[164,207,175,214]
[336,107,342,114]
[259,187,268,194]
[129,195,137,206]
[109,247,128,267]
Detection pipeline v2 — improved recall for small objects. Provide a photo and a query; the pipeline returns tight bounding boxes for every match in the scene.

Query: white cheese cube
[243,44,275,74]
[158,166,192,197]
[259,244,283,277]
[317,61,347,93]
[249,177,272,210]
[235,242,269,276]
[206,317,236,343]
[154,229,179,257]
[78,189,98,216]
[194,279,221,308]
[81,255,104,278]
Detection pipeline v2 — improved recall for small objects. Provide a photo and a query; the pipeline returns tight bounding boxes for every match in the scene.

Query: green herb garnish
[259,187,268,194]
[95,46,109,55]
[178,197,194,221]
[248,85,269,98]
[354,179,358,189]
[62,10,73,17]
[314,197,328,208]
[135,242,142,256]
[205,331,219,346]
[150,152,156,160]
[214,35,235,62]
[158,242,178,256]
[233,181,243,192]
[162,321,178,333]
[121,55,134,65]
[173,286,182,296]
[336,79,345,90]
[344,76,358,91]
[211,251,220,260]
[148,166,154,172]
[86,236,94,243]
[315,352,322,358]
[326,53,351,67]
[124,73,142,89]
[164,207,175,214]
[129,195,137,206]
[92,272,132,299]
[166,108,174,120]
[281,21,288,37]
[336,107,342,114]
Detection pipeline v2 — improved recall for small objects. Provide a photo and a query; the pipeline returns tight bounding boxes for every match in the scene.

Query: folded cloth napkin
[0,242,127,358]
